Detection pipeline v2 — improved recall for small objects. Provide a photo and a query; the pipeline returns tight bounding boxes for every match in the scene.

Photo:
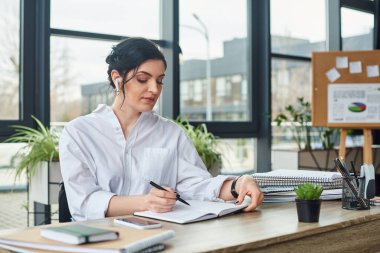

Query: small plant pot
[296,199,321,222]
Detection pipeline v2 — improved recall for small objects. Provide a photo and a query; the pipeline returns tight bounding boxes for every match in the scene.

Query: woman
[59,37,263,221]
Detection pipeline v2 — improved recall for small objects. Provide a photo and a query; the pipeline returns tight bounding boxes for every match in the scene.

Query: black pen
[149,181,191,206]
[339,158,351,177]
[350,161,360,187]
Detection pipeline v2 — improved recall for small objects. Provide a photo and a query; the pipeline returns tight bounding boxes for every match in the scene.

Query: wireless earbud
[114,79,120,92]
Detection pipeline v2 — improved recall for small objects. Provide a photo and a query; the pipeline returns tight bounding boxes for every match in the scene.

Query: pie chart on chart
[348,102,366,113]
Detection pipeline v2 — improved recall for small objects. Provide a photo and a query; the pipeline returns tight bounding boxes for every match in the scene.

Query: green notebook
[40,224,119,244]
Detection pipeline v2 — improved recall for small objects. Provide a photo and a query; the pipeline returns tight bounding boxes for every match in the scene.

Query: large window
[0,1,25,231]
[179,0,249,122]
[0,0,20,120]
[50,1,164,123]
[50,37,114,121]
[0,0,23,195]
[178,0,262,174]
[270,0,325,150]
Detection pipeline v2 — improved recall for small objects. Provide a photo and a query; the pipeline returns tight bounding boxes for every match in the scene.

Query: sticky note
[349,61,362,74]
[336,56,348,69]
[367,65,380,78]
[326,68,340,82]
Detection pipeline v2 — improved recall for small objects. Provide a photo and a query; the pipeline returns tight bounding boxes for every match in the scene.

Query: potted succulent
[294,183,323,222]
[5,116,62,208]
[176,118,222,176]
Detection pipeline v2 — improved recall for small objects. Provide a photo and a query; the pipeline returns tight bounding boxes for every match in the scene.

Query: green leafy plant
[273,97,338,150]
[5,115,59,179]
[274,97,312,150]
[176,117,222,171]
[294,183,323,200]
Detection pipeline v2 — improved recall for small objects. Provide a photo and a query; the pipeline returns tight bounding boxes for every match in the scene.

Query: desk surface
[158,201,380,253]
[1,201,380,253]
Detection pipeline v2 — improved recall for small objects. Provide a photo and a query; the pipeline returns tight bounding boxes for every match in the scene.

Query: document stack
[252,169,343,203]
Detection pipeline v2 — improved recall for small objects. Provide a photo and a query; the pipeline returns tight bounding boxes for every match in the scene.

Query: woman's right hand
[144,187,177,213]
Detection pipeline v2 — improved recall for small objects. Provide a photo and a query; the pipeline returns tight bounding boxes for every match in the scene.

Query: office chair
[58,182,72,222]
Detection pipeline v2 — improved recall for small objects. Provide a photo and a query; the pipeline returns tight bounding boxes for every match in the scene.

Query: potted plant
[6,116,59,179]
[5,116,62,224]
[273,97,339,171]
[294,183,323,222]
[176,118,222,176]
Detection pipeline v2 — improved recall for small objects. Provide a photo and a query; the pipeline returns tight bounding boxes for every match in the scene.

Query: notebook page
[186,200,248,216]
[134,200,248,223]
[134,203,217,224]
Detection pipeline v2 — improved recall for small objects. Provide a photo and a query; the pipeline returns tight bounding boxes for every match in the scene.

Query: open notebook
[134,200,248,224]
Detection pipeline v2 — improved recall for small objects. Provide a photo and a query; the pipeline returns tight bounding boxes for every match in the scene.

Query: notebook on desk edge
[0,223,174,253]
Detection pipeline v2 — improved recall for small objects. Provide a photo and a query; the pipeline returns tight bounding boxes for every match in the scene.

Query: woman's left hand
[235,175,264,212]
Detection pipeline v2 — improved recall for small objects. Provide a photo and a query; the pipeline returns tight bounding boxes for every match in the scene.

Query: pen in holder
[341,173,370,210]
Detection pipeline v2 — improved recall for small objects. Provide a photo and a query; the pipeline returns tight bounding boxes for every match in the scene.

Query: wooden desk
[1,201,380,253]
[160,201,380,253]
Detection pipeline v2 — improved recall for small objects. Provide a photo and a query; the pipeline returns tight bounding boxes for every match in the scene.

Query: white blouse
[59,104,233,221]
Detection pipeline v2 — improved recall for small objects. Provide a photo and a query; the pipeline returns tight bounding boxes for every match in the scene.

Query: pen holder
[341,174,370,210]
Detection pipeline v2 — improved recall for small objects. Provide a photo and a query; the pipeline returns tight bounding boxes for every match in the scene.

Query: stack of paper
[253,169,343,193]
[263,189,342,203]
[251,170,343,203]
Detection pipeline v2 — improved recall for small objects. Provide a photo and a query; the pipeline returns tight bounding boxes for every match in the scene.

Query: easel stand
[339,128,373,164]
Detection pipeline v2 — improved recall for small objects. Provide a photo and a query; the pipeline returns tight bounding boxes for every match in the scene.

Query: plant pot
[29,161,62,205]
[28,161,62,225]
[295,199,321,222]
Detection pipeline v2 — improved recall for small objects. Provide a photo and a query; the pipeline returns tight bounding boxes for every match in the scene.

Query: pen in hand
[149,181,191,206]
